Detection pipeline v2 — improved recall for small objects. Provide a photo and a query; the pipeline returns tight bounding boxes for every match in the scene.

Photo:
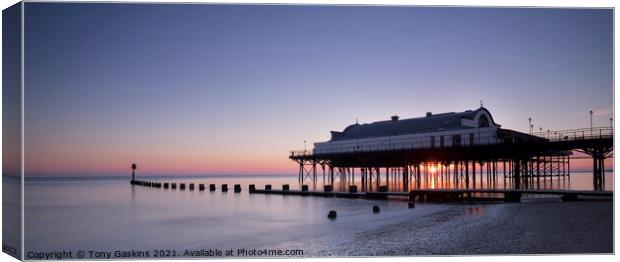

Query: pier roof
[330,107,498,141]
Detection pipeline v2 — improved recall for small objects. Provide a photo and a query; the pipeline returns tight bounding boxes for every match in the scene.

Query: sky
[22,3,613,177]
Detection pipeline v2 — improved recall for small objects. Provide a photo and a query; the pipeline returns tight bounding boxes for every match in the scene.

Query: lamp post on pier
[589,110,593,133]
[528,117,532,134]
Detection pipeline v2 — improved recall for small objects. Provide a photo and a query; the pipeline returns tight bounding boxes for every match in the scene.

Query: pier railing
[531,127,613,142]
[290,137,502,157]
[290,127,613,157]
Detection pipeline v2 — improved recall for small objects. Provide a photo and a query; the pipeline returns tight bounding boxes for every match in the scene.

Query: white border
[0,1,617,262]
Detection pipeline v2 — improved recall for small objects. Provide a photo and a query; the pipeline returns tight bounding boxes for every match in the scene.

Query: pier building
[313,107,539,154]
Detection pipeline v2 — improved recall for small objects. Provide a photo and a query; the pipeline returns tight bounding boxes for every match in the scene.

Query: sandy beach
[311,199,613,256]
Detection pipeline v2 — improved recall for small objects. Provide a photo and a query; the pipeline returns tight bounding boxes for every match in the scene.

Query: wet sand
[314,199,613,256]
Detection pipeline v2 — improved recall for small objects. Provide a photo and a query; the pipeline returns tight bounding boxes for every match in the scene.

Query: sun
[429,165,437,174]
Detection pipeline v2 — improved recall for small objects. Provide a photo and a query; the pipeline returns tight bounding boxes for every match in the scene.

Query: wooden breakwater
[130,180,242,193]
[253,186,613,202]
[131,179,612,203]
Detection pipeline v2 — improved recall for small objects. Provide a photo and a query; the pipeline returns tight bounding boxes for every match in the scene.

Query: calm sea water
[22,175,422,258]
[20,172,613,258]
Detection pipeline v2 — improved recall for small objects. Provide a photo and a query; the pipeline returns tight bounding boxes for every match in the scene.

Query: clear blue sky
[23,3,613,176]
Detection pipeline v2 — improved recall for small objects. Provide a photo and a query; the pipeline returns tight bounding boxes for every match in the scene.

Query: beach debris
[327,210,337,219]
[373,205,380,213]
[408,200,415,208]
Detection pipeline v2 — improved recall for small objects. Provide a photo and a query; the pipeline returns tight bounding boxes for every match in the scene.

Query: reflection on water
[291,170,612,192]
[463,206,485,217]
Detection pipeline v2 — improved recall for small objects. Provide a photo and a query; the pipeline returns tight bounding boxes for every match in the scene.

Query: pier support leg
[472,162,476,189]
[465,161,469,189]
[403,164,409,192]
[313,162,317,182]
[514,159,521,190]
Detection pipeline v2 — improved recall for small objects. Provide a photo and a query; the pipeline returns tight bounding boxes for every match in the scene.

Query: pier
[289,108,613,192]
[291,129,613,191]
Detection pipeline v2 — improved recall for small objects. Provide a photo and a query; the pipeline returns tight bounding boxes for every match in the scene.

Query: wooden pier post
[171,183,177,189]
[189,183,195,191]
[199,184,205,191]
[131,163,137,183]
[234,184,241,193]
[164,182,169,189]
[222,184,228,192]
[180,183,186,190]
[327,210,337,219]
[249,184,256,193]
[324,185,333,192]
[408,195,416,208]
[209,184,216,191]
[282,184,290,191]
[504,191,521,202]
[265,184,272,190]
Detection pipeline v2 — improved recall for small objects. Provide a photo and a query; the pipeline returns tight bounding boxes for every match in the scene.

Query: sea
[3,171,613,259]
